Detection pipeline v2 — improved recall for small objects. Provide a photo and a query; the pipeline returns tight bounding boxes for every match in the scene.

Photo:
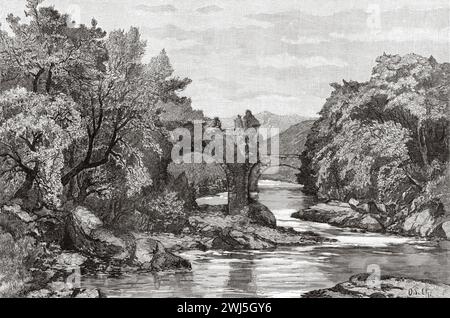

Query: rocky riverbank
[291,200,450,240]
[1,199,332,298]
[0,203,191,298]
[302,273,450,298]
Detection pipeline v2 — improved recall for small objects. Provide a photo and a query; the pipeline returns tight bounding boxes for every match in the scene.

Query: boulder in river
[243,201,277,228]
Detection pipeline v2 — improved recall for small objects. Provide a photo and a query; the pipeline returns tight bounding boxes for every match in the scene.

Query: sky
[1,0,449,118]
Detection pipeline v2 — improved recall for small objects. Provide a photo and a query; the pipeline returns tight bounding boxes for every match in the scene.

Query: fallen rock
[302,273,450,298]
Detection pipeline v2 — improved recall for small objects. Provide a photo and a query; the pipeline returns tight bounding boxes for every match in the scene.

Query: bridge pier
[224,163,251,215]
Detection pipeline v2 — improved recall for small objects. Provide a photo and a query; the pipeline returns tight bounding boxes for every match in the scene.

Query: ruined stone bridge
[172,112,303,215]
[223,152,302,214]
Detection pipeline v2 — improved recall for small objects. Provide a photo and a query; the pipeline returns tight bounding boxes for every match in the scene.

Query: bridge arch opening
[248,163,301,193]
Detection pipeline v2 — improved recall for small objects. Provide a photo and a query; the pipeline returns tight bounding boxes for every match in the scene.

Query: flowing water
[81,180,450,298]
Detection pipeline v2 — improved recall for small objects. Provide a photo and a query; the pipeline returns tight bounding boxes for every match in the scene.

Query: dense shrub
[135,191,187,233]
[0,232,42,297]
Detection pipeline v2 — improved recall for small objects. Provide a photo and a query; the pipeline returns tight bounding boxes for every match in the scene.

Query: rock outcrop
[159,211,332,251]
[66,206,191,271]
[292,201,384,232]
[292,200,450,240]
[242,201,277,228]
[302,273,450,298]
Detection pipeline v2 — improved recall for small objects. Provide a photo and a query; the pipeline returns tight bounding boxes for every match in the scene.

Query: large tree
[0,0,192,207]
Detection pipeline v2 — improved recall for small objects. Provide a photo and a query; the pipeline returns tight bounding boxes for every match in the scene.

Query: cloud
[281,36,329,45]
[330,27,450,43]
[196,5,224,14]
[134,4,177,13]
[4,0,447,119]
[145,37,199,57]
[255,54,348,69]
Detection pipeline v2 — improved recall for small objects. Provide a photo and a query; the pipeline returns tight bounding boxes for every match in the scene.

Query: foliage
[300,53,449,212]
[168,162,227,196]
[0,232,42,297]
[0,88,83,207]
[0,0,194,207]
[136,191,187,233]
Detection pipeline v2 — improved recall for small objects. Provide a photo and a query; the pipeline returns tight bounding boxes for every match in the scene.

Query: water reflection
[224,255,257,297]
[81,180,450,297]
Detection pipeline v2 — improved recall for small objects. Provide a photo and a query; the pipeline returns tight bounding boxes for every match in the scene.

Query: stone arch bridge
[224,153,302,215]
[171,115,304,215]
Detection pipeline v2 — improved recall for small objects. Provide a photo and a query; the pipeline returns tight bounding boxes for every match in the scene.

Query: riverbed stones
[302,273,450,298]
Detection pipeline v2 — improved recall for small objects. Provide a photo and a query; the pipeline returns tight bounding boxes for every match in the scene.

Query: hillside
[278,120,316,155]
[261,120,315,182]
[220,111,314,133]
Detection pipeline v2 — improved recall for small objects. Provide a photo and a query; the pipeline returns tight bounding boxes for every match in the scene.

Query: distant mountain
[220,111,314,133]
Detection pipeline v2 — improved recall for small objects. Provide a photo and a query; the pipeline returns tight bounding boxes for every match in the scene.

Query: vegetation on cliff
[299,53,449,234]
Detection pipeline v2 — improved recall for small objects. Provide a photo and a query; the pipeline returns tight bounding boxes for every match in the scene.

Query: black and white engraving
[0,0,449,300]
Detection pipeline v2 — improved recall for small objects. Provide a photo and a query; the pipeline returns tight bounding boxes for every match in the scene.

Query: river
[81,180,450,298]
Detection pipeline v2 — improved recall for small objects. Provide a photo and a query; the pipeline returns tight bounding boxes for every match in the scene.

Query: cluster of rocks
[150,202,331,251]
[291,199,450,240]
[0,203,192,298]
[66,206,191,271]
[302,273,450,298]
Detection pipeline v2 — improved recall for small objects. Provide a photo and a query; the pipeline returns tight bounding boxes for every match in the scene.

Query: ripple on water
[81,180,450,297]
